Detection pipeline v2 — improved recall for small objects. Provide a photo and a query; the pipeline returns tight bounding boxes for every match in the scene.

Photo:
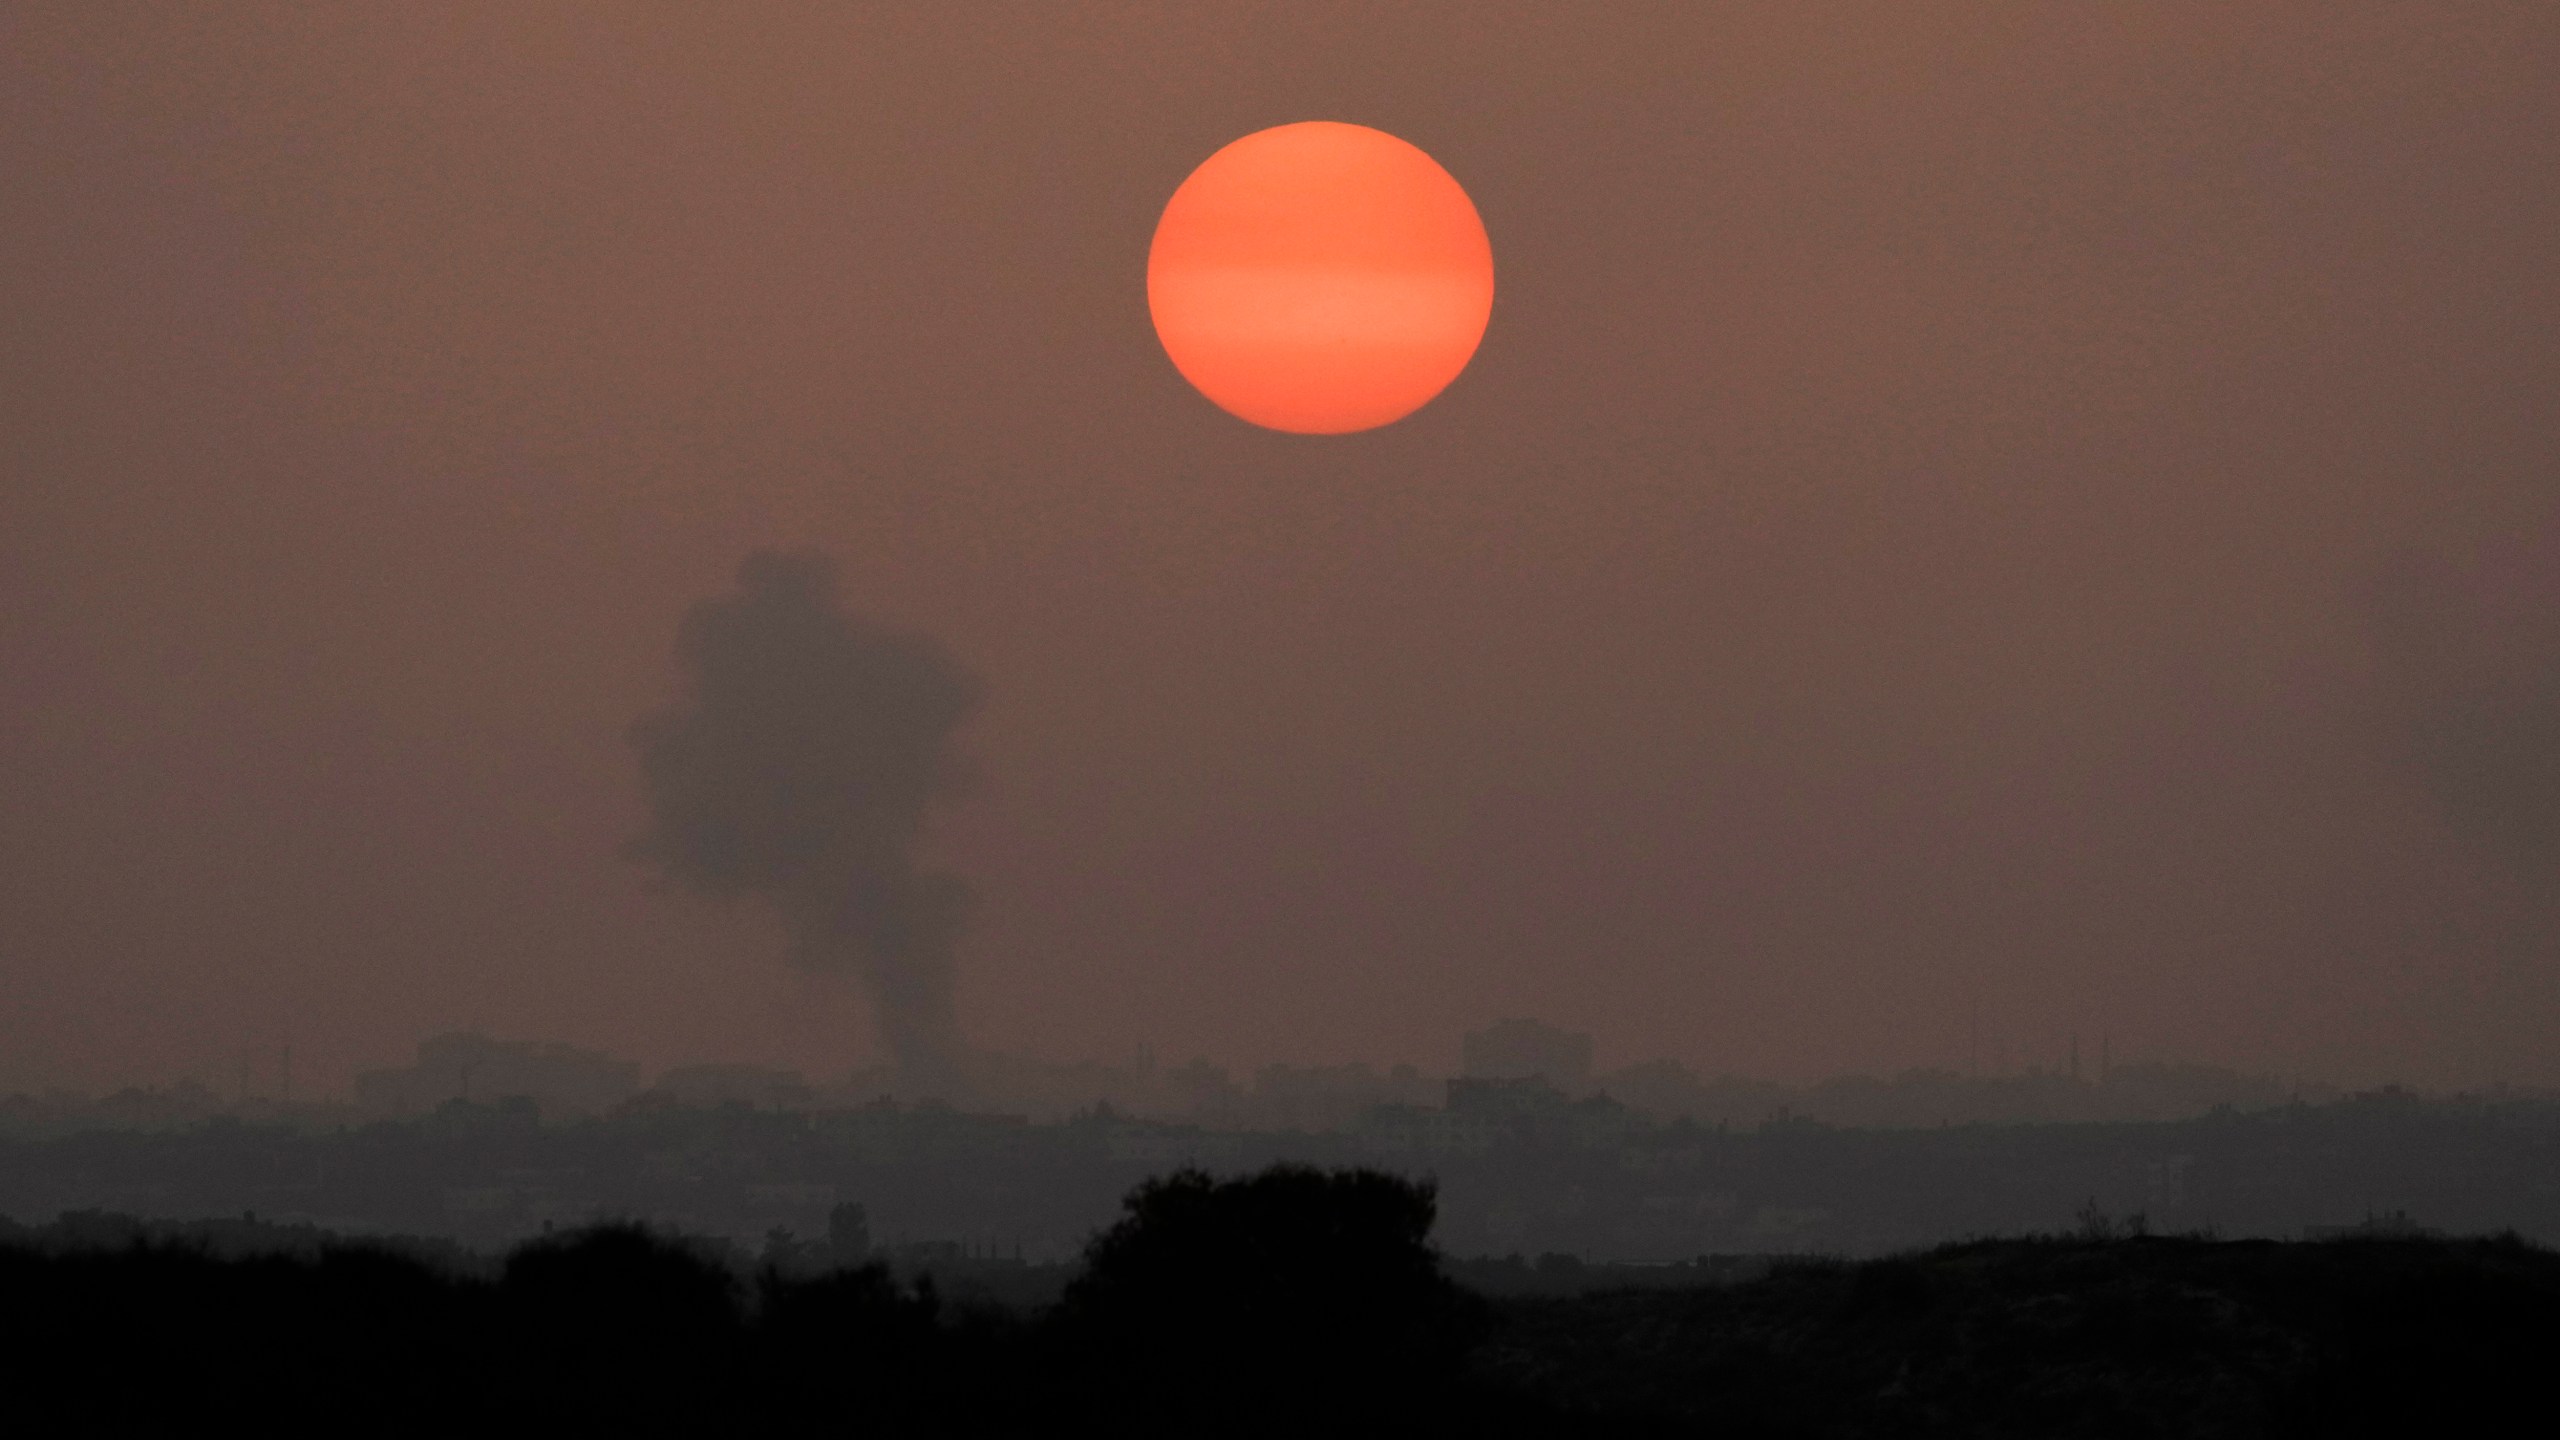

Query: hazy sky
[5,3,2556,1096]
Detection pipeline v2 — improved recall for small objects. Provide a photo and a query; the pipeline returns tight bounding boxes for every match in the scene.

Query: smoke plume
[628,551,982,1081]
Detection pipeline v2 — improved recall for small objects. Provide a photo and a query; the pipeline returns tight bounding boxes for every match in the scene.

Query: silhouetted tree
[748,1259,1013,1429]
[826,1199,872,1264]
[1057,1165,1489,1434]
[499,1225,742,1432]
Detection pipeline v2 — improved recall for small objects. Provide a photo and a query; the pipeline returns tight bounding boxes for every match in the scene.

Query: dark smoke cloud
[628,551,982,1081]
[2359,534,2560,860]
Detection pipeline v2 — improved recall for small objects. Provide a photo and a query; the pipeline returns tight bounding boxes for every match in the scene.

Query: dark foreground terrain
[1480,1230,2560,1437]
[4,1168,2554,1437]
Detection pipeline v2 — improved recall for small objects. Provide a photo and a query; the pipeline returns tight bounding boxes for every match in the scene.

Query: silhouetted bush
[0,1240,493,1434]
[498,1225,743,1431]
[1057,1165,1489,1435]
[747,1258,1044,1431]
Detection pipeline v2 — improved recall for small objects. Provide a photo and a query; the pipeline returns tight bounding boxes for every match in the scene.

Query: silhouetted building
[1360,1104,1500,1157]
[652,1063,815,1110]
[354,1033,639,1120]
[1245,1062,1435,1132]
[1447,1075,1571,1119]
[1462,1019,1594,1090]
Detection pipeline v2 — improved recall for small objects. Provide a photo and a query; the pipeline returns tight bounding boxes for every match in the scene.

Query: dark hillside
[1479,1232,2560,1437]
[3,1175,2555,1436]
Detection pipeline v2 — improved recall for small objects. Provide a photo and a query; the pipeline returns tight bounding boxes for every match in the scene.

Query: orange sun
[1148,122,1495,435]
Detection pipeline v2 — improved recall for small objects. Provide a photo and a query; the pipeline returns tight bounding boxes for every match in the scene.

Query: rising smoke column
[627,551,982,1081]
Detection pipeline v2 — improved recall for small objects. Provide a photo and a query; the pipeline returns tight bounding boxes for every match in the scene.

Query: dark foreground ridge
[1481,1229,2560,1437]
[4,1167,2554,1437]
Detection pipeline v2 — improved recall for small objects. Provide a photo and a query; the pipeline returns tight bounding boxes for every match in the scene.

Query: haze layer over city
[7,9,2557,1128]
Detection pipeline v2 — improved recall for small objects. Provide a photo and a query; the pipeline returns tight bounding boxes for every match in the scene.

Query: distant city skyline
[7,1017,2366,1139]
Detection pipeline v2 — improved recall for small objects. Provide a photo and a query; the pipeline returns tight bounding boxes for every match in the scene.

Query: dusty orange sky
[3,4,2556,1096]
